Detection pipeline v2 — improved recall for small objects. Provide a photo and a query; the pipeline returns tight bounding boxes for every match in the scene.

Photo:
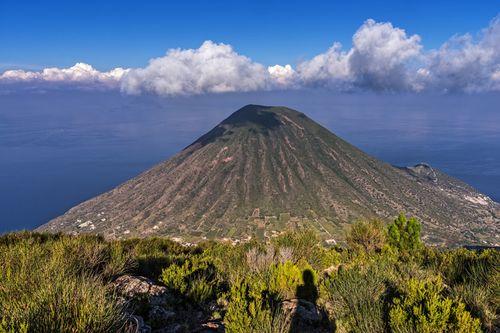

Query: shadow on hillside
[187,106,282,148]
[222,105,281,129]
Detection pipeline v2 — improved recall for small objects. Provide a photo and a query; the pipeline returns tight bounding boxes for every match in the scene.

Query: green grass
[0,215,498,332]
[0,232,197,332]
[0,233,126,332]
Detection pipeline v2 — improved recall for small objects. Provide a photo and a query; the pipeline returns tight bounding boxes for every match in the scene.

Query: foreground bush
[0,235,126,333]
[388,213,422,254]
[437,248,500,331]
[321,264,387,332]
[0,215,497,332]
[346,219,386,253]
[0,232,198,332]
[224,278,275,332]
[161,255,222,304]
[389,277,481,333]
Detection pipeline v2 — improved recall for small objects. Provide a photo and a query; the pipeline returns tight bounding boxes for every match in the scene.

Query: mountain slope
[38,105,499,246]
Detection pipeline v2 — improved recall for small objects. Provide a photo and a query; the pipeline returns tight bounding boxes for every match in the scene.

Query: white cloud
[296,17,500,93]
[2,16,499,94]
[297,42,351,89]
[492,69,500,82]
[121,41,270,95]
[348,19,422,90]
[296,19,423,91]
[0,63,128,87]
[422,17,500,92]
[267,64,296,86]
[0,69,40,81]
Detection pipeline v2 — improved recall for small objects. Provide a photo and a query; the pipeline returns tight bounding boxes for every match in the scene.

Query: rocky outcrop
[113,275,223,333]
[113,275,174,332]
[281,299,322,323]
[281,298,332,332]
[113,275,172,306]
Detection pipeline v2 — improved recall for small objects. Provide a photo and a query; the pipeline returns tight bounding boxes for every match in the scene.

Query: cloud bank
[297,19,423,91]
[121,41,270,95]
[2,16,499,95]
[0,63,128,88]
[423,16,500,92]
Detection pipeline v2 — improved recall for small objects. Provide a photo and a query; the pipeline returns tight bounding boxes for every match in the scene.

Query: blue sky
[0,1,499,95]
[1,0,498,70]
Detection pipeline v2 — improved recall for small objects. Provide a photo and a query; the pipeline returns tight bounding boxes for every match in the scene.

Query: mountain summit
[39,105,499,246]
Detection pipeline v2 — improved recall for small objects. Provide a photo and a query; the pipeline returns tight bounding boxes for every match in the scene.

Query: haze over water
[1,90,499,233]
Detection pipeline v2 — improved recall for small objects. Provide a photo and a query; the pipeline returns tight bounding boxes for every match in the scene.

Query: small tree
[387,213,422,253]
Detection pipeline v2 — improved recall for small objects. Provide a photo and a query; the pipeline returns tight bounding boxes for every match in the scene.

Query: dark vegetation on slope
[2,214,499,332]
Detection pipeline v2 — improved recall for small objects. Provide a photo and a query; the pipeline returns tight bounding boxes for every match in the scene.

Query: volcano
[39,105,499,246]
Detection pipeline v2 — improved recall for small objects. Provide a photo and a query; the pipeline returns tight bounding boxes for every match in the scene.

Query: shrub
[438,248,499,331]
[121,237,192,279]
[224,277,295,333]
[438,248,498,286]
[161,256,221,304]
[0,234,125,333]
[0,230,64,246]
[246,245,276,273]
[267,261,304,300]
[387,213,422,254]
[346,220,386,253]
[273,230,319,262]
[224,260,320,332]
[272,230,339,270]
[202,242,248,283]
[321,264,387,332]
[389,277,481,333]
[224,278,273,332]
[450,283,496,332]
